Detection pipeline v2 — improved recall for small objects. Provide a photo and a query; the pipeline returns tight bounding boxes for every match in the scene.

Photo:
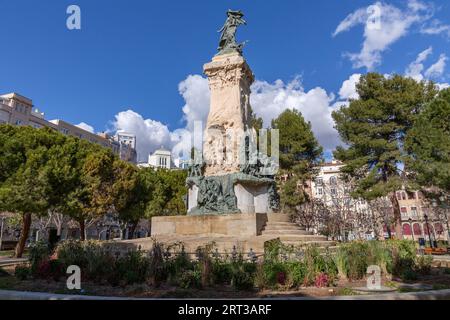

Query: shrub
[29,241,50,274]
[401,269,418,281]
[231,262,255,291]
[388,240,416,277]
[212,261,232,285]
[285,261,306,288]
[56,240,114,282]
[343,242,369,280]
[263,262,287,288]
[415,255,433,275]
[14,265,30,280]
[115,250,150,285]
[35,259,65,281]
[147,241,167,287]
[179,269,202,289]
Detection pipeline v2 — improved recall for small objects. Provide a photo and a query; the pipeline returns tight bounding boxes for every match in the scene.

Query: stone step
[267,213,291,223]
[263,224,306,231]
[264,223,301,230]
[261,234,328,242]
[261,229,313,236]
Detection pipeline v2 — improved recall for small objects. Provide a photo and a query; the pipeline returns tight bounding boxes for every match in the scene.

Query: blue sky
[1,0,449,160]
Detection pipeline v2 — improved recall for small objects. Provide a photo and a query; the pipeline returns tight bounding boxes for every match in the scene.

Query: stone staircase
[259,213,332,247]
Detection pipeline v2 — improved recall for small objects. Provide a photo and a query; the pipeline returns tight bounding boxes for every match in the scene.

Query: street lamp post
[408,217,414,241]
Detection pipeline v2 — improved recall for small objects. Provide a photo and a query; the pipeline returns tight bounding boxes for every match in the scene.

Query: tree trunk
[79,220,86,241]
[389,192,402,239]
[15,213,32,258]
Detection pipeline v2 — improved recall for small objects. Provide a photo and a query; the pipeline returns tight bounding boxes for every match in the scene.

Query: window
[15,119,22,125]
[317,188,323,195]
[400,207,407,213]
[410,207,418,217]
[329,176,337,185]
[331,188,337,196]
[60,128,69,135]
[316,178,323,185]
[396,192,402,200]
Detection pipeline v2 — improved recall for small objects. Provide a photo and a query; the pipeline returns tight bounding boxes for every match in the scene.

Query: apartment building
[396,189,448,241]
[0,92,136,163]
[307,160,449,241]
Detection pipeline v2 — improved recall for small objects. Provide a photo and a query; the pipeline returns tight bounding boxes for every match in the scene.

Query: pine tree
[271,109,323,212]
[332,73,437,238]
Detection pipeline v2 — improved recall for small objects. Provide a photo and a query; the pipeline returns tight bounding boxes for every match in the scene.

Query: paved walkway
[0,289,449,300]
[0,258,28,267]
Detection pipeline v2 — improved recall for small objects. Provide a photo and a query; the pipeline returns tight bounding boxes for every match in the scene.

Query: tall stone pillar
[202,52,254,177]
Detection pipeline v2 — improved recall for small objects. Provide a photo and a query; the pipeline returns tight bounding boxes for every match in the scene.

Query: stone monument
[186,9,280,216]
[136,10,331,253]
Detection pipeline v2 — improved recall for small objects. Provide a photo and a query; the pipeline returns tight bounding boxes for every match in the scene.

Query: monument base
[112,213,334,254]
[151,213,268,237]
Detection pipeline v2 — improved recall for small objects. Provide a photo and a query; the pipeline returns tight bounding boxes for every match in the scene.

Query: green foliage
[212,261,233,285]
[230,261,256,290]
[405,88,450,192]
[271,109,323,210]
[29,241,51,274]
[115,250,150,285]
[178,269,202,289]
[56,240,114,282]
[332,74,438,235]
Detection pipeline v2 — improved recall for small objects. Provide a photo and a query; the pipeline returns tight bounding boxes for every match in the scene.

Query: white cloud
[75,122,94,133]
[332,8,367,37]
[420,19,450,37]
[249,78,340,150]
[112,110,173,162]
[405,46,433,81]
[112,74,351,159]
[338,74,361,100]
[425,54,448,79]
[334,1,433,70]
[405,48,448,83]
[179,74,210,130]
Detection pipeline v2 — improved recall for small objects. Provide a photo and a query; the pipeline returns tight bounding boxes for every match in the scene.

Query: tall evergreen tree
[332,73,437,237]
[271,109,323,211]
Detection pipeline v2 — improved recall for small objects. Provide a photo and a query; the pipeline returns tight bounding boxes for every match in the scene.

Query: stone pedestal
[151,213,268,237]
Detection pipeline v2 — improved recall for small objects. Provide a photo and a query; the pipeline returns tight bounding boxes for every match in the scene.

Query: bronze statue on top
[217,10,247,55]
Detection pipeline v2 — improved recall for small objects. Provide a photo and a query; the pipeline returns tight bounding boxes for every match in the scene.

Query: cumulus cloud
[338,74,362,100]
[75,122,94,133]
[334,1,433,70]
[179,74,210,130]
[112,110,174,162]
[405,48,448,85]
[405,46,433,81]
[249,78,340,150]
[425,54,448,79]
[112,74,352,160]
